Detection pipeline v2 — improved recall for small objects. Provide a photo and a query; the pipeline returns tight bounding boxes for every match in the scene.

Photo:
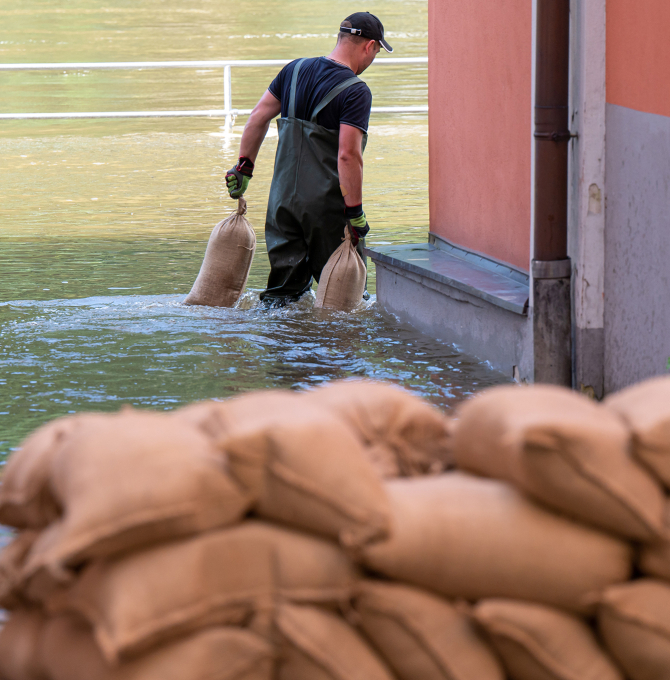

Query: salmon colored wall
[428,0,532,270]
[607,0,670,117]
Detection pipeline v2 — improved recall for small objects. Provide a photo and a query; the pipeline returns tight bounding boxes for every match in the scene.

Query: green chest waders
[261,58,368,302]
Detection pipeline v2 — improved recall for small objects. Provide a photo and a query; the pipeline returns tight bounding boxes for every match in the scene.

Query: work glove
[345,204,370,246]
[226,156,254,199]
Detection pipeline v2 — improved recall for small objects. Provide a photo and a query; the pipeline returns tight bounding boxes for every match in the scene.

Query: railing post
[223,65,233,132]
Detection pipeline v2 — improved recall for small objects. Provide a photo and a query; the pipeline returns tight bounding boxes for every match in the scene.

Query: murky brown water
[0,0,508,461]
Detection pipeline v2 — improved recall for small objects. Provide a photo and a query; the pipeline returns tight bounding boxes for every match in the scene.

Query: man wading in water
[225,12,393,307]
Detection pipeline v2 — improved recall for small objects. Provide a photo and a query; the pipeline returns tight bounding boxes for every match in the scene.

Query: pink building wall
[607,0,670,117]
[428,0,533,271]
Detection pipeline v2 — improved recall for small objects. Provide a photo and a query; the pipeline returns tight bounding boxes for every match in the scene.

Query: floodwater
[0,0,508,462]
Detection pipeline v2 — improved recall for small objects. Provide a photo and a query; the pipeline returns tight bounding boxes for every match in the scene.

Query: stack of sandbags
[423,378,670,680]
[599,376,670,680]
[0,380,454,680]
[355,472,635,680]
[605,377,670,579]
[174,380,454,483]
[4,376,670,680]
[451,384,665,541]
[0,408,262,679]
[0,609,275,680]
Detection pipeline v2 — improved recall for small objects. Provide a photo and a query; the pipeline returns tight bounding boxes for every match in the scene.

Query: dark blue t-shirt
[268,57,372,133]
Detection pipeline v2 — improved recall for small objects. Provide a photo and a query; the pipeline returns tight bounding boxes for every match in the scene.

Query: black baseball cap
[340,12,393,53]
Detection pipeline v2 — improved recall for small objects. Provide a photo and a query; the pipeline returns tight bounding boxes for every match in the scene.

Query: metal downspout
[532,0,572,386]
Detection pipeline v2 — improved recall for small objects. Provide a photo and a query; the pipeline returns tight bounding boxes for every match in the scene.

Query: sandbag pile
[2,376,670,680]
[184,197,256,308]
[440,377,670,680]
[0,380,451,679]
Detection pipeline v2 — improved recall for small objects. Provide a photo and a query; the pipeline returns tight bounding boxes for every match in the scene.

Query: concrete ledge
[366,241,529,315]
[367,241,532,379]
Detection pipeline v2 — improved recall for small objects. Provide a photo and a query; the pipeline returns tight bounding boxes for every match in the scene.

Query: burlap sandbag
[307,380,453,477]
[176,391,391,549]
[0,530,37,609]
[353,580,504,680]
[0,608,48,680]
[275,603,395,680]
[0,416,76,529]
[453,384,664,541]
[605,376,670,488]
[173,389,303,449]
[361,473,631,613]
[314,227,366,311]
[639,496,670,579]
[42,615,274,680]
[184,197,256,308]
[473,599,623,680]
[639,543,670,581]
[236,521,361,605]
[22,409,250,601]
[598,579,670,680]
[61,530,274,663]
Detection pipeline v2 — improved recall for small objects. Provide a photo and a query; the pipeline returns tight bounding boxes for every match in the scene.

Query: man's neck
[326,47,357,74]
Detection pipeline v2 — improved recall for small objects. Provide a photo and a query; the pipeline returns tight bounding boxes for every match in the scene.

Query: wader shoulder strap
[288,59,306,119]
[310,76,363,123]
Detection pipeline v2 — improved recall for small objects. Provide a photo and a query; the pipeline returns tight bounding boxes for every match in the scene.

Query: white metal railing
[0,57,428,130]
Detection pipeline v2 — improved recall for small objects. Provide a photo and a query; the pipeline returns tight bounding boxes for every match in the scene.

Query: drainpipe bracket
[534,130,577,142]
[532,258,572,280]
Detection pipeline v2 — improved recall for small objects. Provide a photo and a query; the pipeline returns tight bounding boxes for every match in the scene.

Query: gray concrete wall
[374,261,533,381]
[604,103,670,393]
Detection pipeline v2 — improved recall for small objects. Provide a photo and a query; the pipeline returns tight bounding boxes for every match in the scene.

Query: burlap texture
[42,615,274,680]
[0,530,37,609]
[176,391,391,548]
[234,521,361,605]
[639,543,670,581]
[605,376,670,488]
[61,530,275,663]
[0,416,75,529]
[361,474,631,613]
[275,603,395,680]
[598,579,670,680]
[308,380,453,477]
[314,227,366,312]
[453,384,664,541]
[474,599,623,680]
[184,197,256,308]
[22,410,250,599]
[173,389,303,452]
[226,418,390,547]
[0,608,48,680]
[353,580,504,680]
[639,496,670,579]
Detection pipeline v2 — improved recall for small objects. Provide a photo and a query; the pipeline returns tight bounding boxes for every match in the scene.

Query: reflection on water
[0,0,428,117]
[0,0,509,461]
[0,124,431,299]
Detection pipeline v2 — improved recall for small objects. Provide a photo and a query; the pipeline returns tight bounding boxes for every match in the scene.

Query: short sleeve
[339,83,373,133]
[268,60,301,104]
[268,68,285,101]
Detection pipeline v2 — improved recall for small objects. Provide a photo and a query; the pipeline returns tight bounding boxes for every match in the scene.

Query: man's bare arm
[338,124,365,207]
[239,91,282,163]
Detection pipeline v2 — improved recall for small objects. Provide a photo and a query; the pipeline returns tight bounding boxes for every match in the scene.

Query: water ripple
[0,292,507,460]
